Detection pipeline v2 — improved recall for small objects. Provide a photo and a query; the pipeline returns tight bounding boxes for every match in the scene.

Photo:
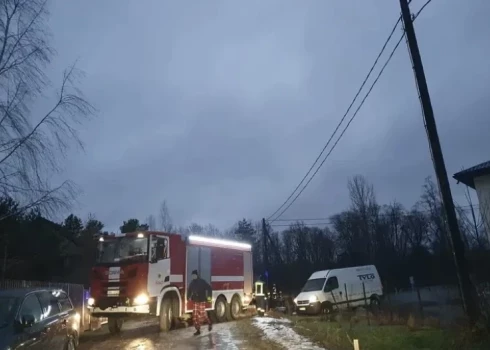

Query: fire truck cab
[87,231,253,334]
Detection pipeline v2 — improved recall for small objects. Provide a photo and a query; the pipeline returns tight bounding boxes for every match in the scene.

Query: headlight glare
[309,295,318,303]
[134,293,149,305]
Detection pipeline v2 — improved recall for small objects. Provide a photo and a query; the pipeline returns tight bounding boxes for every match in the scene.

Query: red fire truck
[87,231,254,334]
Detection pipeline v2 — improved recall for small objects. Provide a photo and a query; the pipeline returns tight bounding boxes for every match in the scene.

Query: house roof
[453,160,490,189]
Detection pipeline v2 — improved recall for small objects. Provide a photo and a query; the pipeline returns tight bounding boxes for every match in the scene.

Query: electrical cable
[265,17,402,222]
[272,204,479,223]
[270,204,477,227]
[267,0,434,223]
[269,34,405,223]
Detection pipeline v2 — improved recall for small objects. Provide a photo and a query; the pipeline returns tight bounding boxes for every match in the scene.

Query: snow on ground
[252,317,326,350]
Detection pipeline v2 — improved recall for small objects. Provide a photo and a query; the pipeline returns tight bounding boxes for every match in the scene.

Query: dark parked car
[0,288,80,350]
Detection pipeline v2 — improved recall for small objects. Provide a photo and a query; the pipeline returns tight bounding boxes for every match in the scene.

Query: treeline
[0,198,235,285]
[2,175,489,293]
[0,200,104,285]
[244,175,490,294]
[139,175,490,294]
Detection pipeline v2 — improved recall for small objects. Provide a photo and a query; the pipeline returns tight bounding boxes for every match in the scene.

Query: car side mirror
[13,320,24,333]
[15,314,35,332]
[22,314,35,327]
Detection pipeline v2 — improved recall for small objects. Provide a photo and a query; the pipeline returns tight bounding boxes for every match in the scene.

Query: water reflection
[126,338,156,350]
[79,319,263,350]
[200,333,217,349]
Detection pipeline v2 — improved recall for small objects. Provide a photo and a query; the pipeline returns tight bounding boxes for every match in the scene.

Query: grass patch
[287,315,489,350]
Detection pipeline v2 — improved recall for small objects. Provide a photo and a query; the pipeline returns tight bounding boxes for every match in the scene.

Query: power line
[270,204,479,227]
[271,222,332,227]
[273,204,479,223]
[273,218,333,222]
[267,1,434,224]
[269,35,405,223]
[414,0,433,17]
[265,17,402,222]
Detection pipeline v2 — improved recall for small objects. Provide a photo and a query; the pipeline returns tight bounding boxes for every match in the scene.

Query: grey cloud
[46,0,490,231]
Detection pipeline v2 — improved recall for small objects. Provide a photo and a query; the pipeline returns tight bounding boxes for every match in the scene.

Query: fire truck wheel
[159,297,175,332]
[214,296,230,323]
[229,295,241,320]
[107,317,123,334]
[208,310,218,324]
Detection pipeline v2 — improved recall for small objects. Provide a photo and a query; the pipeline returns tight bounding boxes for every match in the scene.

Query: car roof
[0,288,68,298]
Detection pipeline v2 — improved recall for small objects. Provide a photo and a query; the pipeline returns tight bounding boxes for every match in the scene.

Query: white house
[453,160,490,242]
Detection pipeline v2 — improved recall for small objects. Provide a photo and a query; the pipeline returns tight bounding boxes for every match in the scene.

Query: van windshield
[301,278,326,292]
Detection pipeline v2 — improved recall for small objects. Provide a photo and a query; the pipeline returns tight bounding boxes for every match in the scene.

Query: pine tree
[235,219,255,242]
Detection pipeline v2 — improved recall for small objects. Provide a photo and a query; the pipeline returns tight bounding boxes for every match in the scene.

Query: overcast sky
[43,0,490,232]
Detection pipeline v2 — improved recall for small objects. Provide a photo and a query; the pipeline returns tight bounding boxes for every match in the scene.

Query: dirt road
[78,316,326,350]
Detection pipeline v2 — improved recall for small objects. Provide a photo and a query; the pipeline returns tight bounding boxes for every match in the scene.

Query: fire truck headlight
[134,293,149,305]
[72,312,81,330]
[309,295,318,303]
[87,298,95,306]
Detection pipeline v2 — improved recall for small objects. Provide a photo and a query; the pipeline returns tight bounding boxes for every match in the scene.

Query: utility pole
[262,218,269,288]
[399,0,479,325]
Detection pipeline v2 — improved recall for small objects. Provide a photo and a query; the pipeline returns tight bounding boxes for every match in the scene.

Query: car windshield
[0,296,19,327]
[301,278,326,292]
[97,236,148,263]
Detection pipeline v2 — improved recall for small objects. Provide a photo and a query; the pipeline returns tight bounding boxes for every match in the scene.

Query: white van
[294,265,383,315]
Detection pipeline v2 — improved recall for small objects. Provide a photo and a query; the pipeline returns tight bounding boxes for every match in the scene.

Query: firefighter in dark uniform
[187,270,213,336]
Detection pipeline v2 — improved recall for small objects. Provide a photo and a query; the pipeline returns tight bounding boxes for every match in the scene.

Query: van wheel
[370,295,380,314]
[321,302,333,321]
[229,295,241,320]
[107,317,123,334]
[214,296,229,322]
[159,297,175,332]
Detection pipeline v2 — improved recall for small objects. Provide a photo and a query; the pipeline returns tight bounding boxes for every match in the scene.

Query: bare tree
[159,200,173,232]
[146,214,156,230]
[0,0,94,220]
[380,201,410,259]
[402,207,430,251]
[347,175,379,261]
[202,223,222,237]
[417,177,448,254]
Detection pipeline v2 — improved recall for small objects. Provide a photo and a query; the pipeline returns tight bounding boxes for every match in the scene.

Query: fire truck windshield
[97,236,149,264]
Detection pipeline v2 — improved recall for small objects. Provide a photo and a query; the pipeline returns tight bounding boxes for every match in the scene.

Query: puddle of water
[252,317,325,350]
[212,325,242,350]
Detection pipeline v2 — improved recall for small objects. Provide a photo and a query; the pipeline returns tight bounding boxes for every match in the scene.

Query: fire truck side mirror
[149,235,157,263]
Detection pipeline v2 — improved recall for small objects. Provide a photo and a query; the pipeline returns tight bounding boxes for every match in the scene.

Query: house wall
[474,174,490,242]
